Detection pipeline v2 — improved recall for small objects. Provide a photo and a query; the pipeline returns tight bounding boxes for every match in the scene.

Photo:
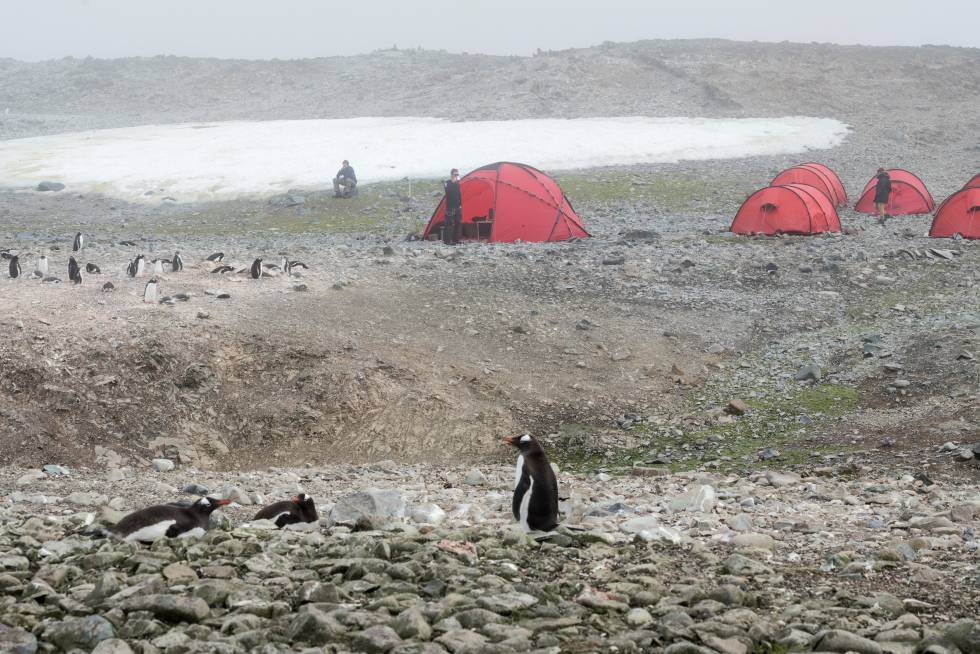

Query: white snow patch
[0,116,848,203]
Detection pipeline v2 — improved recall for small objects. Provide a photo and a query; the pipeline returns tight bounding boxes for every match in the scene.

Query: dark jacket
[444,179,462,210]
[874,173,891,202]
[336,165,356,183]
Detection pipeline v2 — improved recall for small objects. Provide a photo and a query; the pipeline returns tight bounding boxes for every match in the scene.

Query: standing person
[333,160,357,198]
[443,168,462,245]
[874,167,892,224]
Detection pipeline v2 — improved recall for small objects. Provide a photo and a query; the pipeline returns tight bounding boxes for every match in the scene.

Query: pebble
[151,458,175,472]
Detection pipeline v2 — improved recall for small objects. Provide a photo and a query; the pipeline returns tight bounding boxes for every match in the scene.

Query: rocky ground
[1,39,979,653]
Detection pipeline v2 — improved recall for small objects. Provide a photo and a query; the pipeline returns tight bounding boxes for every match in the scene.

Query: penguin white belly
[518,476,534,532]
[513,455,524,490]
[177,527,206,539]
[124,520,176,542]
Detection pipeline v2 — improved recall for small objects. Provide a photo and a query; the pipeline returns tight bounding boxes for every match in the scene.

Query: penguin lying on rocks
[504,433,560,532]
[107,497,231,543]
[253,493,319,528]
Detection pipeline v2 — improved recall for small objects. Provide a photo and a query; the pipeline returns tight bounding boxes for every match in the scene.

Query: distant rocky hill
[1,39,977,143]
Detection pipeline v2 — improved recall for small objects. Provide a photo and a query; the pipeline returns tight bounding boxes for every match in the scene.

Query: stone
[392,608,432,640]
[43,464,70,476]
[92,639,136,654]
[811,630,883,654]
[602,256,626,265]
[946,619,980,654]
[765,470,801,487]
[435,630,488,653]
[732,533,776,551]
[151,458,175,472]
[16,471,46,486]
[37,181,66,192]
[42,615,115,651]
[723,554,773,576]
[463,468,486,485]
[68,491,108,507]
[575,587,629,612]
[794,364,822,381]
[183,483,211,496]
[626,608,654,626]
[410,503,447,525]
[726,399,749,416]
[669,485,716,513]
[287,607,347,645]
[0,625,37,654]
[352,625,403,653]
[330,488,406,529]
[476,592,538,614]
[727,514,753,532]
[123,594,210,622]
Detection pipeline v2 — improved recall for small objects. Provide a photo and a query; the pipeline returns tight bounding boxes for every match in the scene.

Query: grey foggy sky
[2,0,977,61]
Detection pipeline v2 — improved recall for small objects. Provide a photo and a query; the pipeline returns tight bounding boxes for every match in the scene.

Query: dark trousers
[443,206,461,245]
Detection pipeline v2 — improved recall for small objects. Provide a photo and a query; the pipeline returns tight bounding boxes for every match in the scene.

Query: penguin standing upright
[72,232,84,252]
[151,258,164,274]
[135,254,145,277]
[8,255,20,278]
[109,497,230,543]
[253,493,319,529]
[171,251,183,272]
[36,255,48,276]
[143,278,158,303]
[249,258,263,279]
[280,257,291,276]
[68,257,82,284]
[504,434,560,532]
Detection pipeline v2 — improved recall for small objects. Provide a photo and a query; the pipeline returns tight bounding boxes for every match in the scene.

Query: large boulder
[41,615,115,651]
[330,489,406,529]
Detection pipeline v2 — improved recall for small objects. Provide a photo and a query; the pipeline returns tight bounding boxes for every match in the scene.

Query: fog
[1,0,976,61]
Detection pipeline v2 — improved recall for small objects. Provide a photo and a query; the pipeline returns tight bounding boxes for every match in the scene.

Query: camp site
[1,4,979,652]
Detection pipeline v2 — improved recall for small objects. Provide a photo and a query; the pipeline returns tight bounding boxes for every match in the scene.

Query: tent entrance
[459,179,496,242]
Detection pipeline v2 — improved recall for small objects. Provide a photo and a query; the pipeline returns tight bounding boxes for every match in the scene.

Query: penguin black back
[111,497,230,543]
[72,232,84,252]
[68,257,82,284]
[206,252,224,262]
[249,258,263,279]
[172,251,183,272]
[8,255,20,278]
[505,434,559,532]
[253,493,319,528]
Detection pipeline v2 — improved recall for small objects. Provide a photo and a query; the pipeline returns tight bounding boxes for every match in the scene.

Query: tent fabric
[770,164,845,207]
[731,184,842,235]
[800,162,847,206]
[935,173,980,215]
[422,162,589,243]
[854,168,934,215]
[929,187,980,240]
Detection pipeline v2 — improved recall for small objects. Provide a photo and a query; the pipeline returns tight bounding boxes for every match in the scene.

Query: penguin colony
[4,233,306,299]
[108,434,559,544]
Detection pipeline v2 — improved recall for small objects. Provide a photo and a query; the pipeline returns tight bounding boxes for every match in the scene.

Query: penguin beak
[212,498,231,506]
[503,435,519,446]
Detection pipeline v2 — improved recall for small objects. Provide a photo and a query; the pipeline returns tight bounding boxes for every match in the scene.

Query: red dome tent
[934,173,980,214]
[422,162,589,243]
[965,174,980,189]
[854,169,934,215]
[731,184,842,235]
[929,187,980,240]
[770,163,847,207]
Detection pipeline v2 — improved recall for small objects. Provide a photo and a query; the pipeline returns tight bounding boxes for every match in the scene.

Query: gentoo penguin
[206,252,224,262]
[210,265,234,274]
[68,257,82,284]
[280,257,291,276]
[85,262,101,274]
[143,278,159,303]
[289,261,308,270]
[102,282,115,292]
[110,497,230,543]
[171,251,183,273]
[504,434,560,532]
[36,255,48,276]
[253,493,319,529]
[151,258,164,274]
[8,255,20,278]
[119,240,137,247]
[72,232,84,252]
[249,258,263,279]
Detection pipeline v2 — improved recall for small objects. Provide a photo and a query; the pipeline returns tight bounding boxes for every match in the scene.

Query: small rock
[669,485,716,513]
[626,608,654,626]
[794,364,822,381]
[352,625,402,653]
[463,468,486,486]
[725,399,749,416]
[37,181,66,192]
[811,629,883,654]
[151,458,175,472]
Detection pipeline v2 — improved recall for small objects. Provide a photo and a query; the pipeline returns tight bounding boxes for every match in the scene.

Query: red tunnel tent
[770,163,847,207]
[422,162,589,243]
[929,187,980,240]
[854,169,934,215]
[731,184,841,235]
